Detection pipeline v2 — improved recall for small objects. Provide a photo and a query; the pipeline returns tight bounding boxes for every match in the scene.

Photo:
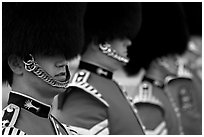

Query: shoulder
[56,70,109,111]
[68,69,109,107]
[68,82,109,107]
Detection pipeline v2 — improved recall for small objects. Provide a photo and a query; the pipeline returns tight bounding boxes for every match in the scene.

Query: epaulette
[68,81,109,107]
[134,81,163,108]
[2,104,20,128]
[70,70,109,107]
[71,69,90,83]
[177,64,193,79]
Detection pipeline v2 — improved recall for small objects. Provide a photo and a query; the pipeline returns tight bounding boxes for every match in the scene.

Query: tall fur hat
[182,2,202,36]
[83,2,142,52]
[3,2,86,84]
[124,2,189,76]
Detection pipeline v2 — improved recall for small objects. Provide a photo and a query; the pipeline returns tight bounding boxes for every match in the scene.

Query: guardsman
[135,59,184,135]
[124,3,189,135]
[165,2,202,135]
[51,3,145,135]
[2,2,85,135]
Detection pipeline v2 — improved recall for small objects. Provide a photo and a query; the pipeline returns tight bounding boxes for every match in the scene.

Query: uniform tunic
[2,91,72,135]
[52,61,145,135]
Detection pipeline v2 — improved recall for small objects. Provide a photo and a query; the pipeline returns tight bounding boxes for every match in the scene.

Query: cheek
[39,63,56,77]
[112,44,123,53]
[34,57,57,77]
[45,66,56,77]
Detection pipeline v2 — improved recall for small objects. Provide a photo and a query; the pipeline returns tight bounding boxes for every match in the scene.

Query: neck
[11,77,54,106]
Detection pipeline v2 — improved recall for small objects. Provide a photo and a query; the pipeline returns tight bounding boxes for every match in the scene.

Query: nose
[124,38,132,47]
[56,60,69,68]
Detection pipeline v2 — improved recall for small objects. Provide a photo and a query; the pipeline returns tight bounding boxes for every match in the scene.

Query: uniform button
[7,106,14,112]
[79,72,85,75]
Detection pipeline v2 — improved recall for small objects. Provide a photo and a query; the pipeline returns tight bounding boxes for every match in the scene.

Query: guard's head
[83,2,142,46]
[82,2,142,64]
[124,2,189,76]
[182,2,202,60]
[3,2,86,85]
[182,2,202,37]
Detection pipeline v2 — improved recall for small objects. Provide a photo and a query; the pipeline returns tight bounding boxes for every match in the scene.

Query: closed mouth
[55,72,66,77]
[55,72,67,81]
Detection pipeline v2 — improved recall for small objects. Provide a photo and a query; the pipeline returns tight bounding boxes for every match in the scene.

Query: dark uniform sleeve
[54,87,109,135]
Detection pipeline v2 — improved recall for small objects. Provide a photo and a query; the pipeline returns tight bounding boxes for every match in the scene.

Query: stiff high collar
[142,76,165,89]
[8,91,51,118]
[79,61,113,80]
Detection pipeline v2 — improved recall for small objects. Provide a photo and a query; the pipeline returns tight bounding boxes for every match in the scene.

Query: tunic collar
[142,76,165,89]
[8,91,51,118]
[79,61,113,80]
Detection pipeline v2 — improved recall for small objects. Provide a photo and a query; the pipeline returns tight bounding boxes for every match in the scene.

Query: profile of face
[22,54,69,96]
[108,38,132,65]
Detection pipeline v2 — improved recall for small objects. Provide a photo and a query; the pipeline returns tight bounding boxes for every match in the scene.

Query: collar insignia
[24,100,40,112]
[8,91,51,118]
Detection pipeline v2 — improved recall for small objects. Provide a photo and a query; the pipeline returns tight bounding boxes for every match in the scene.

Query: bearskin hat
[82,2,142,53]
[124,2,189,76]
[182,2,202,36]
[2,2,86,84]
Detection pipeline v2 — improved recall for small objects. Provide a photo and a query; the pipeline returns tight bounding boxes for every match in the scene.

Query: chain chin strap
[23,54,69,89]
[99,43,129,63]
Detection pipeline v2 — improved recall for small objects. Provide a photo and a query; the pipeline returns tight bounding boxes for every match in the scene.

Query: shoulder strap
[70,69,109,107]
[2,104,20,128]
[68,81,109,107]
[134,82,163,108]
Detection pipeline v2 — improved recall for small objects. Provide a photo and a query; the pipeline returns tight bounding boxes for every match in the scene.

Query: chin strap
[23,54,69,89]
[99,43,129,63]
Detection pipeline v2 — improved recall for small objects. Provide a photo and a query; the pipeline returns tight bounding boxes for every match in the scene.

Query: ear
[8,55,24,75]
